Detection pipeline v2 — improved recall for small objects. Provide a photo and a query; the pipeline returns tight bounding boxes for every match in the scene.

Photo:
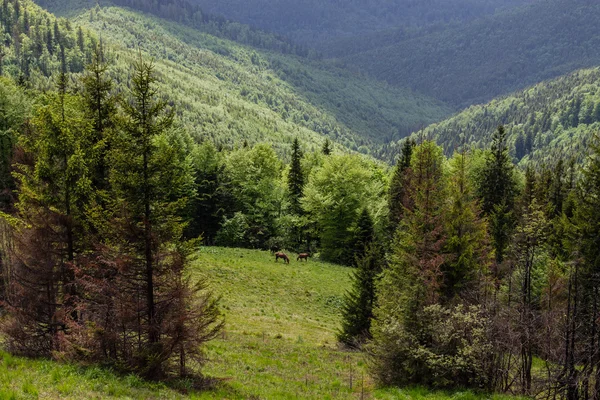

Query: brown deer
[297,253,310,262]
[275,252,290,264]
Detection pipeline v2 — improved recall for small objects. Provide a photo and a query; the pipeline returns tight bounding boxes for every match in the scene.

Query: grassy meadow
[0,247,526,399]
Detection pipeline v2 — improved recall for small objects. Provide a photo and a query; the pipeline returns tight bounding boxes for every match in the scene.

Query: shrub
[369,304,493,389]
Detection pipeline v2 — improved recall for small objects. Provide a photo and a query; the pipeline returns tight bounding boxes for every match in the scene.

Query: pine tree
[572,133,600,397]
[3,72,92,355]
[115,54,175,373]
[288,137,304,215]
[388,138,415,236]
[338,243,382,347]
[443,151,491,301]
[370,141,447,385]
[322,138,331,156]
[80,45,116,193]
[97,55,221,378]
[515,133,526,160]
[0,44,5,77]
[550,158,565,217]
[352,207,374,264]
[77,27,84,53]
[478,125,518,265]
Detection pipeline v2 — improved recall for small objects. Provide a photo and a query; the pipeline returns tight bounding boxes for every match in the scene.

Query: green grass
[377,387,527,400]
[0,247,526,399]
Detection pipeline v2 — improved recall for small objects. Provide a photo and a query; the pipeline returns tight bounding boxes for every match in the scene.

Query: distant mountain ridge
[187,0,534,44]
[329,0,600,108]
[379,66,600,167]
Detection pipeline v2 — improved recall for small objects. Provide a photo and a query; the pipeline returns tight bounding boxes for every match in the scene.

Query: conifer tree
[80,45,116,192]
[0,45,5,76]
[322,138,331,156]
[388,138,415,236]
[443,151,491,301]
[571,134,600,397]
[91,55,221,378]
[515,133,526,160]
[338,243,381,347]
[3,71,92,355]
[288,137,304,216]
[478,125,518,266]
[77,27,84,53]
[550,158,565,217]
[113,54,175,371]
[370,141,447,385]
[352,207,374,263]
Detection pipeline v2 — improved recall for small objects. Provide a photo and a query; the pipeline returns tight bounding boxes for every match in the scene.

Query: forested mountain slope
[35,0,314,57]
[382,67,600,167]
[7,0,451,154]
[329,0,600,108]
[187,0,532,44]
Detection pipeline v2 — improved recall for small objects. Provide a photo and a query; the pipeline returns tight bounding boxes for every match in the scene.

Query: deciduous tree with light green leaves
[302,153,386,264]
[221,143,285,248]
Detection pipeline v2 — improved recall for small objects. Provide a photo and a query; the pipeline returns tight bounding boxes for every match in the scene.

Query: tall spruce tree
[388,138,415,236]
[478,125,518,266]
[98,55,221,378]
[288,137,304,216]
[572,134,600,397]
[338,243,381,347]
[443,151,491,301]
[115,55,166,370]
[81,45,116,193]
[352,207,374,264]
[0,45,5,76]
[322,138,331,156]
[370,141,448,385]
[3,73,92,355]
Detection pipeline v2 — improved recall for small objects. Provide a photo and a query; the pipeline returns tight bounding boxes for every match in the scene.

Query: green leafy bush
[370,304,493,389]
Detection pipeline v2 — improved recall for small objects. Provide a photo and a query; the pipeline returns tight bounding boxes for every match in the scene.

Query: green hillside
[328,0,600,108]
[0,247,526,399]
[6,0,451,154]
[381,67,600,166]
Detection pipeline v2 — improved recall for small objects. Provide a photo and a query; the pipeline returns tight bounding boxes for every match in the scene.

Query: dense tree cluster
[0,0,98,87]
[0,50,223,380]
[341,126,600,398]
[82,0,315,57]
